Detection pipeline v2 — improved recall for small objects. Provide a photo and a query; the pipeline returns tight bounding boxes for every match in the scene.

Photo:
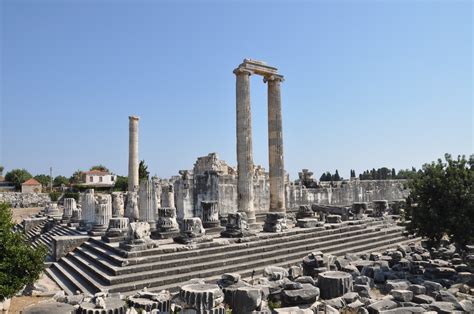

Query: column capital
[129,115,140,121]
[263,74,285,83]
[233,67,253,76]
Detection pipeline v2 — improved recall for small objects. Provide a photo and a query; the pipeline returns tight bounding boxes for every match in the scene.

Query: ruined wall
[286,180,409,209]
[175,176,408,218]
[0,192,51,208]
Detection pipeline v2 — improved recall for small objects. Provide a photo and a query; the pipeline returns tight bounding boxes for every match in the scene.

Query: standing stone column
[234,68,256,226]
[139,179,156,231]
[161,184,175,209]
[128,115,140,191]
[265,75,286,212]
[63,198,76,221]
[90,194,112,236]
[80,189,95,229]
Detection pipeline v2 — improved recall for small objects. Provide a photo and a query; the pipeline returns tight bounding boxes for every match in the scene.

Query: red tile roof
[22,178,41,186]
[83,170,109,175]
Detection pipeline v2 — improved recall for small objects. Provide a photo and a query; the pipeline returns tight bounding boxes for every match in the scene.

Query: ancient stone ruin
[12,59,472,313]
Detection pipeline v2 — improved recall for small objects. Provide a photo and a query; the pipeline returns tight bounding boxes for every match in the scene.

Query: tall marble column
[234,68,256,225]
[128,115,140,191]
[265,75,286,212]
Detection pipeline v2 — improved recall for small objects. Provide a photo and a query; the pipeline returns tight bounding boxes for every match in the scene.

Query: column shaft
[267,77,286,212]
[235,69,256,224]
[128,116,139,191]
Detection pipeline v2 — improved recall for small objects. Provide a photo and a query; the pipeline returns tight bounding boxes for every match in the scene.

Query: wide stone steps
[147,236,421,294]
[75,225,396,280]
[103,228,406,293]
[47,220,416,295]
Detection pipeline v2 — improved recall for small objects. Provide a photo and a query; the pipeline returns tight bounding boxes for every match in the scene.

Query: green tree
[53,175,69,186]
[114,176,128,191]
[407,154,474,248]
[69,170,83,184]
[139,160,149,181]
[5,169,32,189]
[391,168,396,178]
[34,174,51,187]
[0,203,47,300]
[0,166,4,176]
[90,165,109,172]
[333,170,341,181]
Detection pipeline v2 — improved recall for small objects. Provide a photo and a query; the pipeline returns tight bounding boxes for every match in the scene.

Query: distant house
[0,176,15,191]
[21,178,42,193]
[81,170,116,187]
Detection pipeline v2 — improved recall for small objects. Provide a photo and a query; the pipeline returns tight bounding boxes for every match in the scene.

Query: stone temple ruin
[14,60,473,313]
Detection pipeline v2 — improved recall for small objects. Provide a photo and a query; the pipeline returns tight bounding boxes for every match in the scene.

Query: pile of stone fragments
[23,240,473,313]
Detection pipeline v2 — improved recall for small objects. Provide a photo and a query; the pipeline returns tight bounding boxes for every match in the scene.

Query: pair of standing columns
[235,69,286,224]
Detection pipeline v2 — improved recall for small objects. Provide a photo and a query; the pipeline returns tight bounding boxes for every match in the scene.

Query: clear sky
[1,0,472,180]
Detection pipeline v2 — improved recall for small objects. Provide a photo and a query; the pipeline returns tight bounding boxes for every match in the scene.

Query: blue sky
[1,0,472,180]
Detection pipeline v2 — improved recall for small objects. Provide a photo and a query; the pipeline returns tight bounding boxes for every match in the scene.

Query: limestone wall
[0,192,51,208]
[175,175,408,219]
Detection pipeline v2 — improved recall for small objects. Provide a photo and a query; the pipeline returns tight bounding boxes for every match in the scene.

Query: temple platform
[45,218,420,296]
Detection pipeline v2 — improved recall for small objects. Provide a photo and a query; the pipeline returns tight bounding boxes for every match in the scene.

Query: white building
[81,170,116,187]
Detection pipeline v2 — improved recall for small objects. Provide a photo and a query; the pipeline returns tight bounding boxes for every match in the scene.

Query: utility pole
[50,167,53,192]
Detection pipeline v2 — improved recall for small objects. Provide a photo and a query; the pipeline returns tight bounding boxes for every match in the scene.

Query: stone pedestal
[69,206,81,227]
[221,212,255,238]
[89,194,112,236]
[296,218,324,228]
[263,212,287,232]
[201,200,221,232]
[352,202,368,219]
[103,217,129,242]
[45,202,61,218]
[119,222,156,252]
[173,217,212,244]
[152,207,180,239]
[317,271,353,299]
[296,205,314,219]
[178,284,224,312]
[373,200,388,217]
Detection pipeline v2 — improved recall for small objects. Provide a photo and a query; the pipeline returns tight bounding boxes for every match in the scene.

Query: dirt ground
[11,207,56,224]
[7,273,62,313]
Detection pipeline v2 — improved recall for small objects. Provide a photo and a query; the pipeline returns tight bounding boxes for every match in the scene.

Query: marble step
[57,227,405,294]
[76,225,401,278]
[107,233,412,294]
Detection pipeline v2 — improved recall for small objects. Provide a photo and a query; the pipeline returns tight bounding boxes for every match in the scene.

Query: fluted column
[139,179,156,231]
[63,198,76,220]
[265,75,286,212]
[128,115,140,191]
[81,189,95,225]
[234,68,256,225]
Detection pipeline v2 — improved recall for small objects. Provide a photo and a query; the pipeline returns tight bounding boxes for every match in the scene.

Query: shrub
[0,203,47,300]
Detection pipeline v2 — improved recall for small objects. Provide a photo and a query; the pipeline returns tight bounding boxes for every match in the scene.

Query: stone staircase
[46,219,419,296]
[29,223,83,263]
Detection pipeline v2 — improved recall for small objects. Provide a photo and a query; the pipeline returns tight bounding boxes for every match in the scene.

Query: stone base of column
[263,212,288,232]
[119,239,157,252]
[220,212,256,238]
[296,218,324,228]
[103,217,129,242]
[89,225,108,236]
[151,230,181,240]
